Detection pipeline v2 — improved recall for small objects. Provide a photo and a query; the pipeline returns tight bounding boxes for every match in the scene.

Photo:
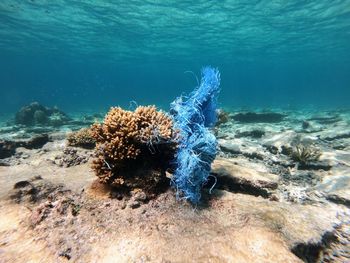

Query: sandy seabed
[0,108,349,263]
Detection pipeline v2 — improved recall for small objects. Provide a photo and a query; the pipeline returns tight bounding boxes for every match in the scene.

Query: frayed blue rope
[170,66,220,203]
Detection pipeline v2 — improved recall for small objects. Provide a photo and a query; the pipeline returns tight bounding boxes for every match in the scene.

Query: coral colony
[91,106,177,195]
[91,66,220,203]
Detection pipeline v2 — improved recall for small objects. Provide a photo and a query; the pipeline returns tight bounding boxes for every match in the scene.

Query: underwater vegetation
[90,105,177,195]
[170,66,220,203]
[290,144,322,165]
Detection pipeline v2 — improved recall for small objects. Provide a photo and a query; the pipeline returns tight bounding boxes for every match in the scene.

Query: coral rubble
[91,105,176,195]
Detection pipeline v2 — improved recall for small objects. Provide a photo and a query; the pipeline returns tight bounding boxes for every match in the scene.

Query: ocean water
[0,1,350,114]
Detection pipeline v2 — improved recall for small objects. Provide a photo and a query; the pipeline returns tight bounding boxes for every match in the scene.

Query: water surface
[0,1,349,113]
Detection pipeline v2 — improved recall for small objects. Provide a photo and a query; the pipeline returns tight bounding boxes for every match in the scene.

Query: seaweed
[290,144,322,165]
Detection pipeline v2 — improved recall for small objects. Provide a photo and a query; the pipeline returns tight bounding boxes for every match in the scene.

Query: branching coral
[91,106,176,195]
[67,128,96,149]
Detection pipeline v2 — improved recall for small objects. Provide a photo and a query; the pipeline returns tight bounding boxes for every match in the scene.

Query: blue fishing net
[170,66,220,203]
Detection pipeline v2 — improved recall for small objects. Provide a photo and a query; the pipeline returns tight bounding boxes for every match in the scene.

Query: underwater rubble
[0,106,349,262]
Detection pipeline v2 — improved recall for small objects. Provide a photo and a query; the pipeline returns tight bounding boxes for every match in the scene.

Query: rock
[218,139,241,154]
[0,160,11,166]
[54,147,92,167]
[265,145,279,154]
[133,191,147,202]
[14,102,71,127]
[232,112,286,123]
[58,248,72,260]
[128,200,141,209]
[302,121,311,129]
[235,129,265,139]
[0,134,50,159]
[30,201,53,226]
[22,134,50,149]
[15,102,47,126]
[307,115,341,124]
[298,162,332,171]
[324,132,350,141]
[314,175,350,208]
[216,109,230,126]
[211,158,279,197]
[262,130,297,150]
[8,176,64,204]
[33,110,48,124]
[48,112,70,127]
[214,191,342,263]
[0,140,17,159]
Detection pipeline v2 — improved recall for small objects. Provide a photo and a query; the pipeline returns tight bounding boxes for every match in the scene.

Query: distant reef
[15,102,71,127]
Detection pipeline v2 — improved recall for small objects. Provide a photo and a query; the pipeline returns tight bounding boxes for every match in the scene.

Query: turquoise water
[0,1,349,113]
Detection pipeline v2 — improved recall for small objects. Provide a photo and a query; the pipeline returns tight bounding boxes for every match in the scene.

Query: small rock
[218,139,241,154]
[232,112,286,123]
[58,248,72,260]
[24,134,50,149]
[134,191,147,202]
[212,158,279,189]
[129,200,141,209]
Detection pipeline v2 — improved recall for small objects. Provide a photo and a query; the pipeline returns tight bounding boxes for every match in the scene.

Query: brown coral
[67,128,96,149]
[90,106,176,195]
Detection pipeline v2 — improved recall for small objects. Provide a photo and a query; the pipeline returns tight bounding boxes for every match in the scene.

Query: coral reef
[67,128,96,149]
[170,66,220,203]
[91,105,176,195]
[15,102,70,126]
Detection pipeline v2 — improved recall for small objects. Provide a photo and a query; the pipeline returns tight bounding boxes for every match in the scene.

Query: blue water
[1,1,350,114]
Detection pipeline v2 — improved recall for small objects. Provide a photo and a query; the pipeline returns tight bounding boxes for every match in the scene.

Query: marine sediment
[0,108,349,262]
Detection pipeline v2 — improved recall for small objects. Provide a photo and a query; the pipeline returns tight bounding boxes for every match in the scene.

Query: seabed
[0,107,349,262]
